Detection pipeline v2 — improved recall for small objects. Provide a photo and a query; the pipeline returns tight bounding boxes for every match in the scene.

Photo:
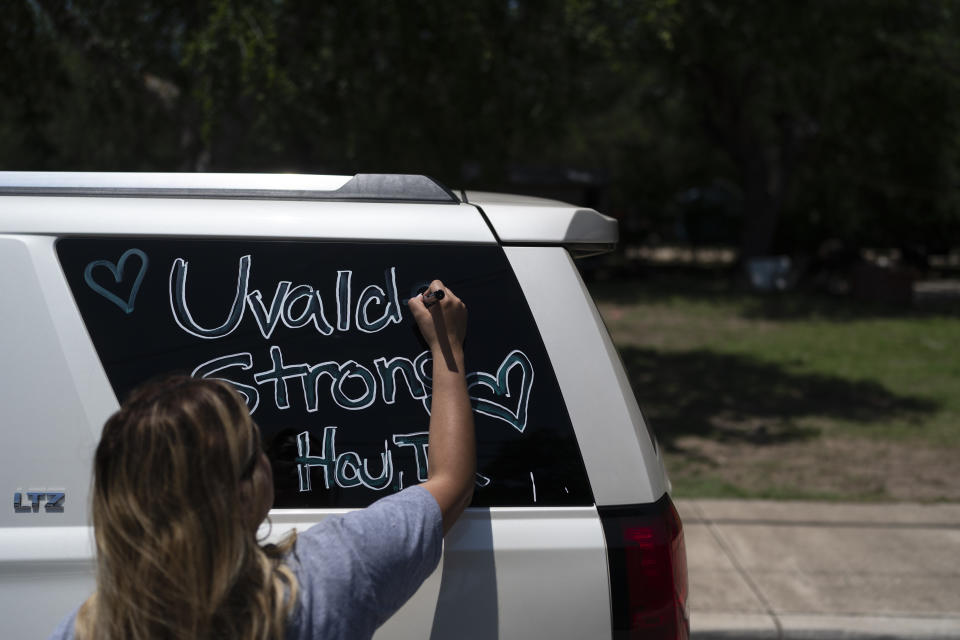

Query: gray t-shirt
[48,486,443,640]
[284,485,442,639]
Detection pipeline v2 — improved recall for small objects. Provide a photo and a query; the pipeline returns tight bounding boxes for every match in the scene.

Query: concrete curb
[692,612,778,638]
[692,612,960,639]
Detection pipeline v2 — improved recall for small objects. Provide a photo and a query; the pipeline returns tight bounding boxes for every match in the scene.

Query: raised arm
[408,280,475,534]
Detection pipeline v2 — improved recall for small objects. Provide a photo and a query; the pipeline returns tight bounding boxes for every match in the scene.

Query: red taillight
[600,494,689,640]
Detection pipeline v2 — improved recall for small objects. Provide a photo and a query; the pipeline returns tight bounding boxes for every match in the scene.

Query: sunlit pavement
[676,499,960,639]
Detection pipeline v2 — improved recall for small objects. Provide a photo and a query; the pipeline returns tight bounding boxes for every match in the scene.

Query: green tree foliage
[3,0,959,256]
[8,0,606,178]
[618,0,960,257]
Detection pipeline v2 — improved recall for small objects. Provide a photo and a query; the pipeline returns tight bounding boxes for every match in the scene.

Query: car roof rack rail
[0,172,460,204]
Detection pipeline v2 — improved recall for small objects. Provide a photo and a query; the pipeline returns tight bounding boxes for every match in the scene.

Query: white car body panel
[265,507,610,640]
[505,246,668,506]
[0,197,493,243]
[0,236,112,530]
[0,235,110,639]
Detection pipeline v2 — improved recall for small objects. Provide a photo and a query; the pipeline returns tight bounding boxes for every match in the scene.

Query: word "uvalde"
[169,255,403,339]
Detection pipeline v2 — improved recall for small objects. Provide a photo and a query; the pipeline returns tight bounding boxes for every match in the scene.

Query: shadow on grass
[736,293,960,322]
[619,346,939,450]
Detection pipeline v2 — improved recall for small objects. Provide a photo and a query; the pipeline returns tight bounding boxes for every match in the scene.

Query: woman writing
[50,281,474,640]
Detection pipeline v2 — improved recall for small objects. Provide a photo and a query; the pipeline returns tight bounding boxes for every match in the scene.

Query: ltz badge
[13,490,65,513]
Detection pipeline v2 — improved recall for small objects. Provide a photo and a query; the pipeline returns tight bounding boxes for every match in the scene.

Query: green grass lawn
[588,274,960,501]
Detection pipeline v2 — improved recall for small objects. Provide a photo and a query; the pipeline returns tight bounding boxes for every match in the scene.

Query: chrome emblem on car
[13,491,64,513]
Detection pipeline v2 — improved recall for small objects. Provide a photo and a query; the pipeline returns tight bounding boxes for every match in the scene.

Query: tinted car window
[58,238,593,508]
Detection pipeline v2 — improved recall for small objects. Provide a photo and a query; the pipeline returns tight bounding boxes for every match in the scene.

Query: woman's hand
[408,280,468,372]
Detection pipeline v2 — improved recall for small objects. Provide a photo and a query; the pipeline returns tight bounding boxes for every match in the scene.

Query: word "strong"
[169,255,403,340]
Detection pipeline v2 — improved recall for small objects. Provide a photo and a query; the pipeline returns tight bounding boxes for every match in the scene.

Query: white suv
[0,172,688,639]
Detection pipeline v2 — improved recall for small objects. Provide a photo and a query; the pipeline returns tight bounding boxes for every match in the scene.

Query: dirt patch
[666,436,960,501]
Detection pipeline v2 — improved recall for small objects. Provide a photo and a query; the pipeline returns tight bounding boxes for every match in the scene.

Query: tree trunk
[737,119,795,260]
[739,153,781,259]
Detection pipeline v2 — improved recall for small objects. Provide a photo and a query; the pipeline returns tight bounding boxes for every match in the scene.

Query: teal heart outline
[83,248,149,314]
[466,350,534,433]
[415,350,534,433]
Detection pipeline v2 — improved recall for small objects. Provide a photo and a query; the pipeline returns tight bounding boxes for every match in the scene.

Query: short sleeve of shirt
[284,485,443,640]
[47,606,79,640]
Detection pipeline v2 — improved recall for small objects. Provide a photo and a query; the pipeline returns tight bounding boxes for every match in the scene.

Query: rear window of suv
[57,238,593,508]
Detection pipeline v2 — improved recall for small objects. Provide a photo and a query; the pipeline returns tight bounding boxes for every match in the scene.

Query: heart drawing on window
[83,248,149,314]
[419,350,534,433]
[467,350,534,433]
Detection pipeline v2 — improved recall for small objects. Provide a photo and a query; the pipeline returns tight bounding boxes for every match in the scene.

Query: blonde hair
[76,376,298,640]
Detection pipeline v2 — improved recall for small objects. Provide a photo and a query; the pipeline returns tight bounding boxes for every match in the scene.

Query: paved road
[676,499,960,639]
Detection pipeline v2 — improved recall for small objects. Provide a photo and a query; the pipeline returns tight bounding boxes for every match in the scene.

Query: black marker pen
[422,289,445,308]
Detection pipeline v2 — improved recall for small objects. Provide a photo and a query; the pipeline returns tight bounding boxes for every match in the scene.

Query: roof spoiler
[462,190,618,257]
